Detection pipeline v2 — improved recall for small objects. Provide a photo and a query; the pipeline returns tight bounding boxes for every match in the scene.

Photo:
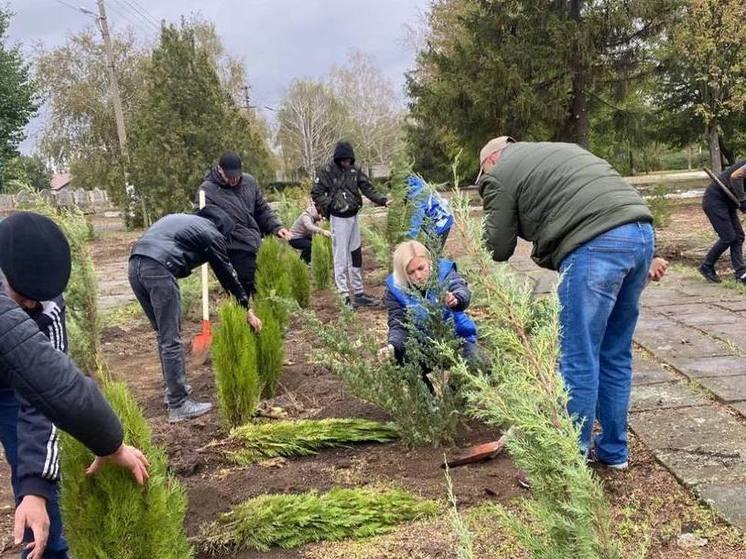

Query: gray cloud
[7,0,429,153]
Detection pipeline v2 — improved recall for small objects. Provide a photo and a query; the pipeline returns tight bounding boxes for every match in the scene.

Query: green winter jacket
[478,142,653,271]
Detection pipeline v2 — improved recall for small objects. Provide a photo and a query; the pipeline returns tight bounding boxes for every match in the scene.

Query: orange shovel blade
[443,436,508,468]
[192,320,213,365]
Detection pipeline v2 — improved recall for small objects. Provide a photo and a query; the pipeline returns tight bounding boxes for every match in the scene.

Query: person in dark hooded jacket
[129,205,261,423]
[197,152,291,297]
[311,141,389,308]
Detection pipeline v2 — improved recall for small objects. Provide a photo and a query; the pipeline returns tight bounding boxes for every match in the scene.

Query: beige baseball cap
[476,136,516,181]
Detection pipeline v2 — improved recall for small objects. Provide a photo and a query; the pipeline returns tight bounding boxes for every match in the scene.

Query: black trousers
[228,249,257,297]
[703,194,745,276]
[289,236,313,264]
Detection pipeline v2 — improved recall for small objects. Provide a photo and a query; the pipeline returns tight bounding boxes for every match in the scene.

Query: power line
[110,0,160,34]
[106,0,156,37]
[54,0,84,12]
[116,0,160,31]
[126,0,160,27]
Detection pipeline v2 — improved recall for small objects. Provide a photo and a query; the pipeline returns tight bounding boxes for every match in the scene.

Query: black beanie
[333,141,355,165]
[0,212,72,301]
[196,204,235,238]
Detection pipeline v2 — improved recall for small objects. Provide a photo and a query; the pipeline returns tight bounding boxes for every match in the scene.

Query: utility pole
[82,1,148,225]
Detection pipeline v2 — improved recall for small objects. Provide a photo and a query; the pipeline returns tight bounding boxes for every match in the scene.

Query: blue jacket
[385,260,477,356]
[406,176,454,238]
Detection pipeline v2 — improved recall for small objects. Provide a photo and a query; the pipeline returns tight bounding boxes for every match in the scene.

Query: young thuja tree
[60,372,192,558]
[254,298,284,399]
[287,250,310,308]
[310,233,333,290]
[255,237,294,327]
[450,194,621,559]
[300,302,463,446]
[213,299,262,427]
[385,155,414,249]
[16,190,100,373]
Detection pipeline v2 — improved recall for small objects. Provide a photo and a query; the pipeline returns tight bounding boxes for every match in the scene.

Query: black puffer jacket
[703,159,746,207]
[130,213,249,307]
[0,294,123,457]
[197,168,282,253]
[312,142,387,218]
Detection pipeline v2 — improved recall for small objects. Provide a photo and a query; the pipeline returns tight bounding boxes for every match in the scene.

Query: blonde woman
[380,240,478,365]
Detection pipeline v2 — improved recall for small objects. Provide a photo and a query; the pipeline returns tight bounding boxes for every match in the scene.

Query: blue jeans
[558,222,654,465]
[0,390,69,558]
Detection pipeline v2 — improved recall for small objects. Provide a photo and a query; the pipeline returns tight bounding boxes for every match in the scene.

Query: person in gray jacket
[197,152,291,297]
[129,205,261,423]
[312,141,390,308]
[288,202,331,264]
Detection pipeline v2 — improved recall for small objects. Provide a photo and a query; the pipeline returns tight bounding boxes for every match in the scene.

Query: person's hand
[323,229,332,238]
[86,444,150,485]
[14,495,48,559]
[247,309,262,332]
[377,344,394,361]
[648,257,669,282]
[443,291,459,308]
[276,228,292,241]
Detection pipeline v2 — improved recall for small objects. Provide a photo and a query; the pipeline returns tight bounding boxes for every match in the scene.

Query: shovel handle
[199,190,209,322]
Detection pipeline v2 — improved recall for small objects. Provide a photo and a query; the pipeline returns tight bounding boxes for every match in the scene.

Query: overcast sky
[6,0,430,153]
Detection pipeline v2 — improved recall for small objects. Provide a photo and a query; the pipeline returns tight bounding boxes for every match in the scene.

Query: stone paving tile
[654,302,726,317]
[696,375,746,403]
[678,314,742,328]
[631,381,709,412]
[696,483,746,531]
[703,320,746,342]
[630,405,746,487]
[712,299,746,313]
[632,352,679,385]
[635,318,731,361]
[669,356,746,379]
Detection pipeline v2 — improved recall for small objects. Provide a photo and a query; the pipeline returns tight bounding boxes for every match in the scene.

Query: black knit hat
[0,212,72,301]
[333,141,355,165]
[196,204,235,238]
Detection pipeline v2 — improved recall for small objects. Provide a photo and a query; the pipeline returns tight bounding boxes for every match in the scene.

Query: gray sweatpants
[330,214,364,296]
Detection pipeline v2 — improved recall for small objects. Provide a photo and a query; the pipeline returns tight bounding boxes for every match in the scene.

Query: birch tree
[276,79,347,177]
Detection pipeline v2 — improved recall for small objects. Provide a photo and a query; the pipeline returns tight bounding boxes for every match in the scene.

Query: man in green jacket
[478,137,659,469]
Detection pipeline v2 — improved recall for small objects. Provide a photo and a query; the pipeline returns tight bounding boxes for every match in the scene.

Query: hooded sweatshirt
[311,142,387,218]
[197,168,282,254]
[289,204,326,240]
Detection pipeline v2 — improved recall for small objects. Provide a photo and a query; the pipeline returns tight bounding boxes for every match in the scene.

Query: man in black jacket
[129,205,260,423]
[699,160,746,283]
[0,213,150,558]
[312,141,390,308]
[197,152,290,298]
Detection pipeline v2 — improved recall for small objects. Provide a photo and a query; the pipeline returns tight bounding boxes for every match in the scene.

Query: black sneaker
[735,272,746,284]
[342,295,357,309]
[698,264,721,283]
[352,292,380,307]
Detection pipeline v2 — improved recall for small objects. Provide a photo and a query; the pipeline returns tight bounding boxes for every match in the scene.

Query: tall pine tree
[406,0,677,179]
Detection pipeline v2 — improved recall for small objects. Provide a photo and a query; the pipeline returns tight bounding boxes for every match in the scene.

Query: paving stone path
[507,241,746,531]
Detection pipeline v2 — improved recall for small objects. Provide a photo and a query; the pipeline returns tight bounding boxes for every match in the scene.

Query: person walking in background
[312,141,390,308]
[198,152,291,298]
[699,160,746,283]
[288,201,331,264]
